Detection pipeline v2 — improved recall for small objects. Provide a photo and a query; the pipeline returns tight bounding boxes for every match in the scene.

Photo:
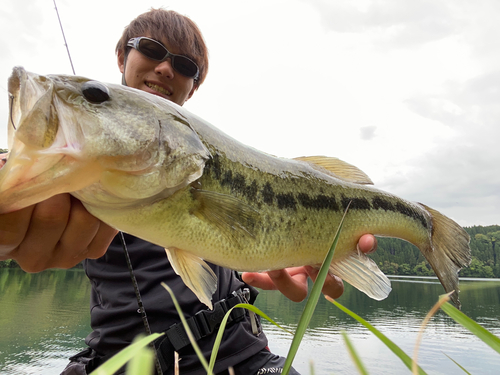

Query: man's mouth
[146,82,171,96]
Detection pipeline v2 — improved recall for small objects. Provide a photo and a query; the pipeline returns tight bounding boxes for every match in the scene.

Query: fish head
[0,67,209,213]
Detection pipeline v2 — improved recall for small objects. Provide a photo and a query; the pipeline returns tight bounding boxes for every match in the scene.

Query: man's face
[118,35,197,106]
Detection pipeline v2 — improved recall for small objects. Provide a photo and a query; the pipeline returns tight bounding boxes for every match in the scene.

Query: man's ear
[117,50,125,73]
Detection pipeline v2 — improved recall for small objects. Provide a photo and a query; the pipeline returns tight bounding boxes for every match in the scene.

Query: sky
[0,0,498,227]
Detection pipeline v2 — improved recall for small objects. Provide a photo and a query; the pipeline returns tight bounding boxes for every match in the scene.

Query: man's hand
[0,194,118,272]
[0,152,117,272]
[241,234,377,302]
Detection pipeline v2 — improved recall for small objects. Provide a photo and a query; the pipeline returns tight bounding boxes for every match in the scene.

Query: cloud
[405,70,500,145]
[304,0,459,46]
[0,2,46,65]
[383,70,500,226]
[389,145,500,227]
[360,126,377,140]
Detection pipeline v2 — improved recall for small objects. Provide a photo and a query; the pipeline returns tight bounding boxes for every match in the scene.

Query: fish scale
[0,67,471,309]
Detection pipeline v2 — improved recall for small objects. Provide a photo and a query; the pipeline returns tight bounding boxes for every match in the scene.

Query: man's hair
[116,8,209,86]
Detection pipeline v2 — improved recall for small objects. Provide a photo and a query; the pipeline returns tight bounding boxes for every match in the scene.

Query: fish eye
[82,81,110,103]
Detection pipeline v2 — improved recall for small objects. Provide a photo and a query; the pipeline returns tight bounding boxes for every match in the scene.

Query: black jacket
[83,233,268,374]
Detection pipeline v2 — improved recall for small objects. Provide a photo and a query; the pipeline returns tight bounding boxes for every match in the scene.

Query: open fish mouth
[0,68,95,212]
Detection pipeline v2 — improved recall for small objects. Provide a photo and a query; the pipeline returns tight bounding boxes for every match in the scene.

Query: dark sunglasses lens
[173,57,198,78]
[137,39,167,60]
[136,38,198,78]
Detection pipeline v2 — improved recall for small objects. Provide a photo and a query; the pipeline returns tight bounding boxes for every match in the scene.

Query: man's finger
[266,269,308,302]
[304,266,344,299]
[242,269,309,302]
[358,234,377,254]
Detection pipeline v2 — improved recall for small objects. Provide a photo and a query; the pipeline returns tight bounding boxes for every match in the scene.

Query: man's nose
[155,59,175,78]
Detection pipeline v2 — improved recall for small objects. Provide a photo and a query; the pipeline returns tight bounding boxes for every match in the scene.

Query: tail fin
[419,204,471,308]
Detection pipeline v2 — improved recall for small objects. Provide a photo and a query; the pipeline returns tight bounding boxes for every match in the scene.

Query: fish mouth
[0,68,88,214]
[145,82,172,96]
[7,67,58,150]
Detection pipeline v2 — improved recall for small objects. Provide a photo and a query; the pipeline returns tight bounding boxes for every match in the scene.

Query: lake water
[0,269,499,374]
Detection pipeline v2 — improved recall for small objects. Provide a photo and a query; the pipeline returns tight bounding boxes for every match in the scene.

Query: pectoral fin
[191,188,259,247]
[330,252,391,300]
[294,156,373,185]
[165,247,217,309]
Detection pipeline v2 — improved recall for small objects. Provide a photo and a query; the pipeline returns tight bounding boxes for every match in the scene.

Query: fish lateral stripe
[341,195,371,211]
[261,182,275,205]
[395,202,428,229]
[204,155,264,203]
[297,193,340,211]
[205,156,429,228]
[276,193,297,210]
[204,155,430,229]
[341,195,429,229]
[372,196,395,211]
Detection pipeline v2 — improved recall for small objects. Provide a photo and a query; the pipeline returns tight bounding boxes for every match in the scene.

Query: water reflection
[0,269,91,375]
[255,277,500,375]
[1,269,499,375]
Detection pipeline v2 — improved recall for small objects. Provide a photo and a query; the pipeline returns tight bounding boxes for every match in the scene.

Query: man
[0,9,377,375]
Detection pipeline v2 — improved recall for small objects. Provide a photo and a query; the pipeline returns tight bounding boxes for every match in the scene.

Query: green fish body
[0,68,471,308]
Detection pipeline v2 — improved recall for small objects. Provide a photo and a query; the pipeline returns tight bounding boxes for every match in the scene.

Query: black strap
[78,289,253,374]
[154,288,251,372]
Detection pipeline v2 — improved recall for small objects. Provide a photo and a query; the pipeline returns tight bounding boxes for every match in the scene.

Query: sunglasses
[127,37,200,80]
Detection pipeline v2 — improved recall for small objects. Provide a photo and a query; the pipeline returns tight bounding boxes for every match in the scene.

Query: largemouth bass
[0,67,471,308]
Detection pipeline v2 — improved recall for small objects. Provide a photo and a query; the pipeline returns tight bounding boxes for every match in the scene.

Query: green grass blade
[209,303,293,371]
[282,204,349,375]
[89,333,162,375]
[442,352,472,375]
[341,330,369,375]
[125,339,156,375]
[161,282,213,375]
[232,303,294,335]
[440,301,500,354]
[309,360,316,375]
[327,298,428,375]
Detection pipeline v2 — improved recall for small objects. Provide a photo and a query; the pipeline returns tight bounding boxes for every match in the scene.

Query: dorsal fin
[294,156,373,185]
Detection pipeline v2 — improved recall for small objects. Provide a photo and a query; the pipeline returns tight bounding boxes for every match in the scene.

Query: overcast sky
[0,0,498,227]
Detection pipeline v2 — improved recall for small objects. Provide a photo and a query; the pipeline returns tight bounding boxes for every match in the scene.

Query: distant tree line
[370,225,500,278]
[2,225,499,278]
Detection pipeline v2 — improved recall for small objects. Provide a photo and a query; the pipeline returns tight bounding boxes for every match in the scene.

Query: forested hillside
[370,225,500,278]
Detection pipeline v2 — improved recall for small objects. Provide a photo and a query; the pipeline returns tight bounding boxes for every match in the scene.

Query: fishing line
[119,231,156,340]
[53,0,76,75]
[52,3,161,373]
